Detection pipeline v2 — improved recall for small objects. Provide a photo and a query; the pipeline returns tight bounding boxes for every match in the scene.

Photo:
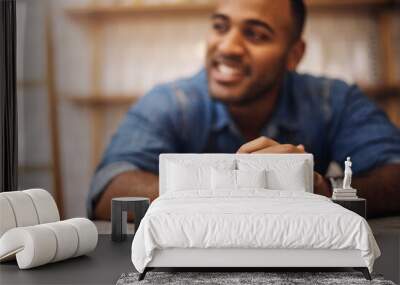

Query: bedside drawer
[332,198,366,218]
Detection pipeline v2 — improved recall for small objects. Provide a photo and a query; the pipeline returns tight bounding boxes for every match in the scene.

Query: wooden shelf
[63,83,399,109]
[66,94,139,106]
[17,80,47,89]
[306,0,397,9]
[361,83,400,99]
[66,3,216,19]
[19,164,53,172]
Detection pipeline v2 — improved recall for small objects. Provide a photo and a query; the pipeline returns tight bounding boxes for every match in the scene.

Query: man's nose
[218,29,245,56]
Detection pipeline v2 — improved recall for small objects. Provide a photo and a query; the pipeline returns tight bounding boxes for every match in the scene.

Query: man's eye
[212,22,228,34]
[243,28,270,43]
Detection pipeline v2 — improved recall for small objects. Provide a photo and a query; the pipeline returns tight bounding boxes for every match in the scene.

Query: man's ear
[286,39,306,71]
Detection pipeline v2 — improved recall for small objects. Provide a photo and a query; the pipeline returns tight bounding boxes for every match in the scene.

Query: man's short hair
[290,0,307,41]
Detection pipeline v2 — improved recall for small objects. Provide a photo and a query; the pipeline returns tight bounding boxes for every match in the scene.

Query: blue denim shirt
[87,70,400,217]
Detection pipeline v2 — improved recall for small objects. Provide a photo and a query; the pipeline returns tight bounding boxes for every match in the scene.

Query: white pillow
[211,169,267,190]
[237,169,267,188]
[166,162,209,191]
[166,160,235,192]
[237,159,307,191]
[211,169,236,189]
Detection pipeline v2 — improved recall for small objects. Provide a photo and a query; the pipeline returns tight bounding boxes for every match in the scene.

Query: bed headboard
[159,153,314,195]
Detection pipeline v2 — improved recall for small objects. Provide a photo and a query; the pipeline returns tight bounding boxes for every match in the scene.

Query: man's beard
[209,76,280,107]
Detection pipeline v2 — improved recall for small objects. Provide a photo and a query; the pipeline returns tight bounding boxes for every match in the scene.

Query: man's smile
[210,58,249,85]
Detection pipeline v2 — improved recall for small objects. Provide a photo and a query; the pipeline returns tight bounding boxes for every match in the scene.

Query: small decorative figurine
[342,157,352,189]
[332,157,358,200]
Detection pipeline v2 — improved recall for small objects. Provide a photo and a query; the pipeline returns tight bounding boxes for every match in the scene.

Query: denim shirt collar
[211,71,301,137]
[211,101,231,132]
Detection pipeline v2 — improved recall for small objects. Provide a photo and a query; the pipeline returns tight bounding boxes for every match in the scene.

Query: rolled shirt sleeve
[86,85,183,218]
[329,85,400,174]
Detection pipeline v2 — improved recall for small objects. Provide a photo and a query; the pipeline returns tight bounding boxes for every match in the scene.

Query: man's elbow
[93,170,159,220]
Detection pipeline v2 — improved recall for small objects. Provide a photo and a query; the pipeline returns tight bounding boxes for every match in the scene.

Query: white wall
[17,0,54,196]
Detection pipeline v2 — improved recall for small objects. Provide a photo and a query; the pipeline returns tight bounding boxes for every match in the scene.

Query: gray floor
[369,216,400,284]
[1,218,399,285]
[0,235,134,285]
[93,219,400,284]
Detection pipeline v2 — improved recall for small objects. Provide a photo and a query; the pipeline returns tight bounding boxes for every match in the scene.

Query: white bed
[131,154,380,281]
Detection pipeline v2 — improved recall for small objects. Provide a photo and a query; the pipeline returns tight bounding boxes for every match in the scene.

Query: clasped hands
[237,136,331,197]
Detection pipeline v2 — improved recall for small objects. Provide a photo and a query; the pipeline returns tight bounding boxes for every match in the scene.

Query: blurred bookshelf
[17,79,47,89]
[63,0,400,166]
[66,0,399,19]
[63,83,400,109]
[19,164,53,172]
[362,83,400,99]
[306,0,398,9]
[66,2,216,19]
[65,0,400,100]
[67,94,139,106]
[65,0,399,97]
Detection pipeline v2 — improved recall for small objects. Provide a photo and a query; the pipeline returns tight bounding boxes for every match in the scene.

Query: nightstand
[111,197,150,242]
[331,198,366,218]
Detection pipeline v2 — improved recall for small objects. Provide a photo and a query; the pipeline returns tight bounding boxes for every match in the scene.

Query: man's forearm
[352,164,400,218]
[94,170,159,220]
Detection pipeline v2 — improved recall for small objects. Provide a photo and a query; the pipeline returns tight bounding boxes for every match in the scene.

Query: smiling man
[88,0,400,220]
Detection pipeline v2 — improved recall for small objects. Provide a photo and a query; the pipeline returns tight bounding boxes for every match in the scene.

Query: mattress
[131,190,380,273]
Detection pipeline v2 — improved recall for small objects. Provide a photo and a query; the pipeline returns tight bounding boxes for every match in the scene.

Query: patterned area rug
[117,271,396,285]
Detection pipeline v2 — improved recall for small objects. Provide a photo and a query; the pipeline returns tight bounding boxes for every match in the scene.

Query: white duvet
[131,190,380,273]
